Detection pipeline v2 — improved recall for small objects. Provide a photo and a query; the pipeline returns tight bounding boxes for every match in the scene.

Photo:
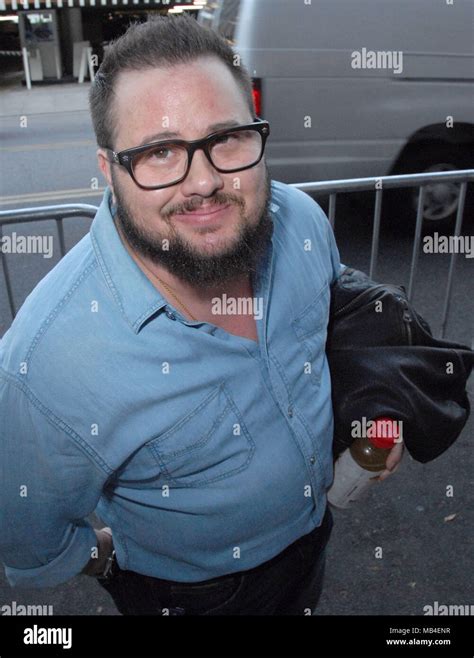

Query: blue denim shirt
[0,180,342,588]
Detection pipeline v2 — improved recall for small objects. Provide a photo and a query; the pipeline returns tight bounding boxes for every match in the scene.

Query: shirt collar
[90,186,280,335]
[90,187,168,334]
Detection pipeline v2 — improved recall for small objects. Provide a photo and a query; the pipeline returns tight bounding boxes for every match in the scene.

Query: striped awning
[0,0,204,11]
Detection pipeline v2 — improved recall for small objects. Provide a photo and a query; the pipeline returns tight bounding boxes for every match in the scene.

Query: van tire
[384,142,473,232]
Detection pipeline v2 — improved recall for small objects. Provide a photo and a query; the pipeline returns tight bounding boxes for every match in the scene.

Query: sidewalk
[0,81,91,118]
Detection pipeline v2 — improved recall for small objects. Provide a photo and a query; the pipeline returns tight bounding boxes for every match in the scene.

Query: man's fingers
[385,441,404,472]
[377,461,401,481]
[373,442,404,482]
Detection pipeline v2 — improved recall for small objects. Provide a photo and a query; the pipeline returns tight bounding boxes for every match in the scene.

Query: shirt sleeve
[312,202,345,284]
[0,373,109,588]
[326,220,345,284]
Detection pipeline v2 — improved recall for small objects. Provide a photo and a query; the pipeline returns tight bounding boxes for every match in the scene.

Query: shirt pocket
[291,282,330,387]
[146,383,255,488]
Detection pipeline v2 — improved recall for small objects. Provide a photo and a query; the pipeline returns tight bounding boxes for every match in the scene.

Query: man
[0,16,402,615]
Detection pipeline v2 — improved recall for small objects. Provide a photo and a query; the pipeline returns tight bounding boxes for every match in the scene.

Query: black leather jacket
[326,267,474,463]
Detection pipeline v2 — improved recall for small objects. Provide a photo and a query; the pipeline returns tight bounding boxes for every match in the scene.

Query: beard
[110,166,274,287]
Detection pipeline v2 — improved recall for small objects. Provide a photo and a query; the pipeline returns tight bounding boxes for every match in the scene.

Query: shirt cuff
[4,523,98,589]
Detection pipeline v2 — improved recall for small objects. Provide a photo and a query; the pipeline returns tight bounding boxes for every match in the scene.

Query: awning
[0,0,204,11]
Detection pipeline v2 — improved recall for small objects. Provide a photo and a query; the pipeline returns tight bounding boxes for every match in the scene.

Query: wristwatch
[98,549,116,582]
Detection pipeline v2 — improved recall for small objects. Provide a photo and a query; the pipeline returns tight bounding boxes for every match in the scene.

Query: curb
[0,82,91,118]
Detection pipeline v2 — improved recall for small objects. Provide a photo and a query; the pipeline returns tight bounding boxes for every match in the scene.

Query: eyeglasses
[105,118,270,190]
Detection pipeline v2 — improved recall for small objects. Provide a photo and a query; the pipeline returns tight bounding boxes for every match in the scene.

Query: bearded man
[0,15,402,615]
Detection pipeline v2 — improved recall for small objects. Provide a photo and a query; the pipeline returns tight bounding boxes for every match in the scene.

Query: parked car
[199,0,474,227]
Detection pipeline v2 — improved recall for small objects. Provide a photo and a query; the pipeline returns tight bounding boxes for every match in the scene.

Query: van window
[198,0,241,43]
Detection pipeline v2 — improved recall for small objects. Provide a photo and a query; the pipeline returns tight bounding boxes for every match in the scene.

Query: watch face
[100,550,117,580]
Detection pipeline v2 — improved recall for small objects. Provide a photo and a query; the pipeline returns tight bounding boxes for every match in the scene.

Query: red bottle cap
[369,417,400,449]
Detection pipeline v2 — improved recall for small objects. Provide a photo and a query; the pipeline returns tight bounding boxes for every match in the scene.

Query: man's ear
[97,148,116,203]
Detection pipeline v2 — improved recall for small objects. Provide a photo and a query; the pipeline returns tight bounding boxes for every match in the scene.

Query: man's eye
[150,147,171,160]
[214,133,238,145]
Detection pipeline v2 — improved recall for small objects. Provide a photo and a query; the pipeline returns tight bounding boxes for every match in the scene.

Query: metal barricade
[0,204,97,323]
[292,169,473,338]
[0,169,473,337]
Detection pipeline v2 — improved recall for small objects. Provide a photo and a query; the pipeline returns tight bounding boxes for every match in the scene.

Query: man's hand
[376,441,404,482]
[81,527,114,577]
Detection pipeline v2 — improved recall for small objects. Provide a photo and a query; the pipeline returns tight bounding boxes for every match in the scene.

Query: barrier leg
[21,47,31,90]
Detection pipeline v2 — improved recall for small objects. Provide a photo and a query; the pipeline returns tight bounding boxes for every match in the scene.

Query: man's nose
[180,148,224,197]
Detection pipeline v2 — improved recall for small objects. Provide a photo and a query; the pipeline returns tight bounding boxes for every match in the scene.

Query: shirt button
[310,455,316,464]
[166,310,176,320]
[287,406,293,418]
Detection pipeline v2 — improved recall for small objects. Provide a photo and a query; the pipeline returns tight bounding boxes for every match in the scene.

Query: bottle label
[327,449,383,509]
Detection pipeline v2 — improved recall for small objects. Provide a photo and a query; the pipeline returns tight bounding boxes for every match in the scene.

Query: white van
[199,0,474,225]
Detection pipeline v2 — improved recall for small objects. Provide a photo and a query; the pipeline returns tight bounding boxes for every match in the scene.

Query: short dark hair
[89,14,255,149]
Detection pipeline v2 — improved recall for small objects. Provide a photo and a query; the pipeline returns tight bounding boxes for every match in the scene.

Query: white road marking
[2,140,96,153]
[0,187,105,205]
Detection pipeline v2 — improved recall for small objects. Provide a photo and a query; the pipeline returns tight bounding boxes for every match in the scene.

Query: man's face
[98,56,273,286]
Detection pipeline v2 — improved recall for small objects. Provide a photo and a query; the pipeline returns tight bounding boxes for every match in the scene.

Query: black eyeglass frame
[104,117,270,190]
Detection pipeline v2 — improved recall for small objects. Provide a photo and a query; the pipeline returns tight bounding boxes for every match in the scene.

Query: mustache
[162,192,245,220]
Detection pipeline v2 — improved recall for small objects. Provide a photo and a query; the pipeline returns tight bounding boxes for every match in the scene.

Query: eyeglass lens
[131,129,263,188]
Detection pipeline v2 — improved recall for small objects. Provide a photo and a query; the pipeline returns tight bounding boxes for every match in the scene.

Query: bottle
[327,417,400,509]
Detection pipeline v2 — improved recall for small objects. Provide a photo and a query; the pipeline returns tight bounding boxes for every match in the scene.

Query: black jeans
[97,506,333,616]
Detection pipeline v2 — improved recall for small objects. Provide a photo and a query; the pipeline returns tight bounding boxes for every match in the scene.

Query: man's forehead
[111,58,251,145]
[114,56,242,104]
